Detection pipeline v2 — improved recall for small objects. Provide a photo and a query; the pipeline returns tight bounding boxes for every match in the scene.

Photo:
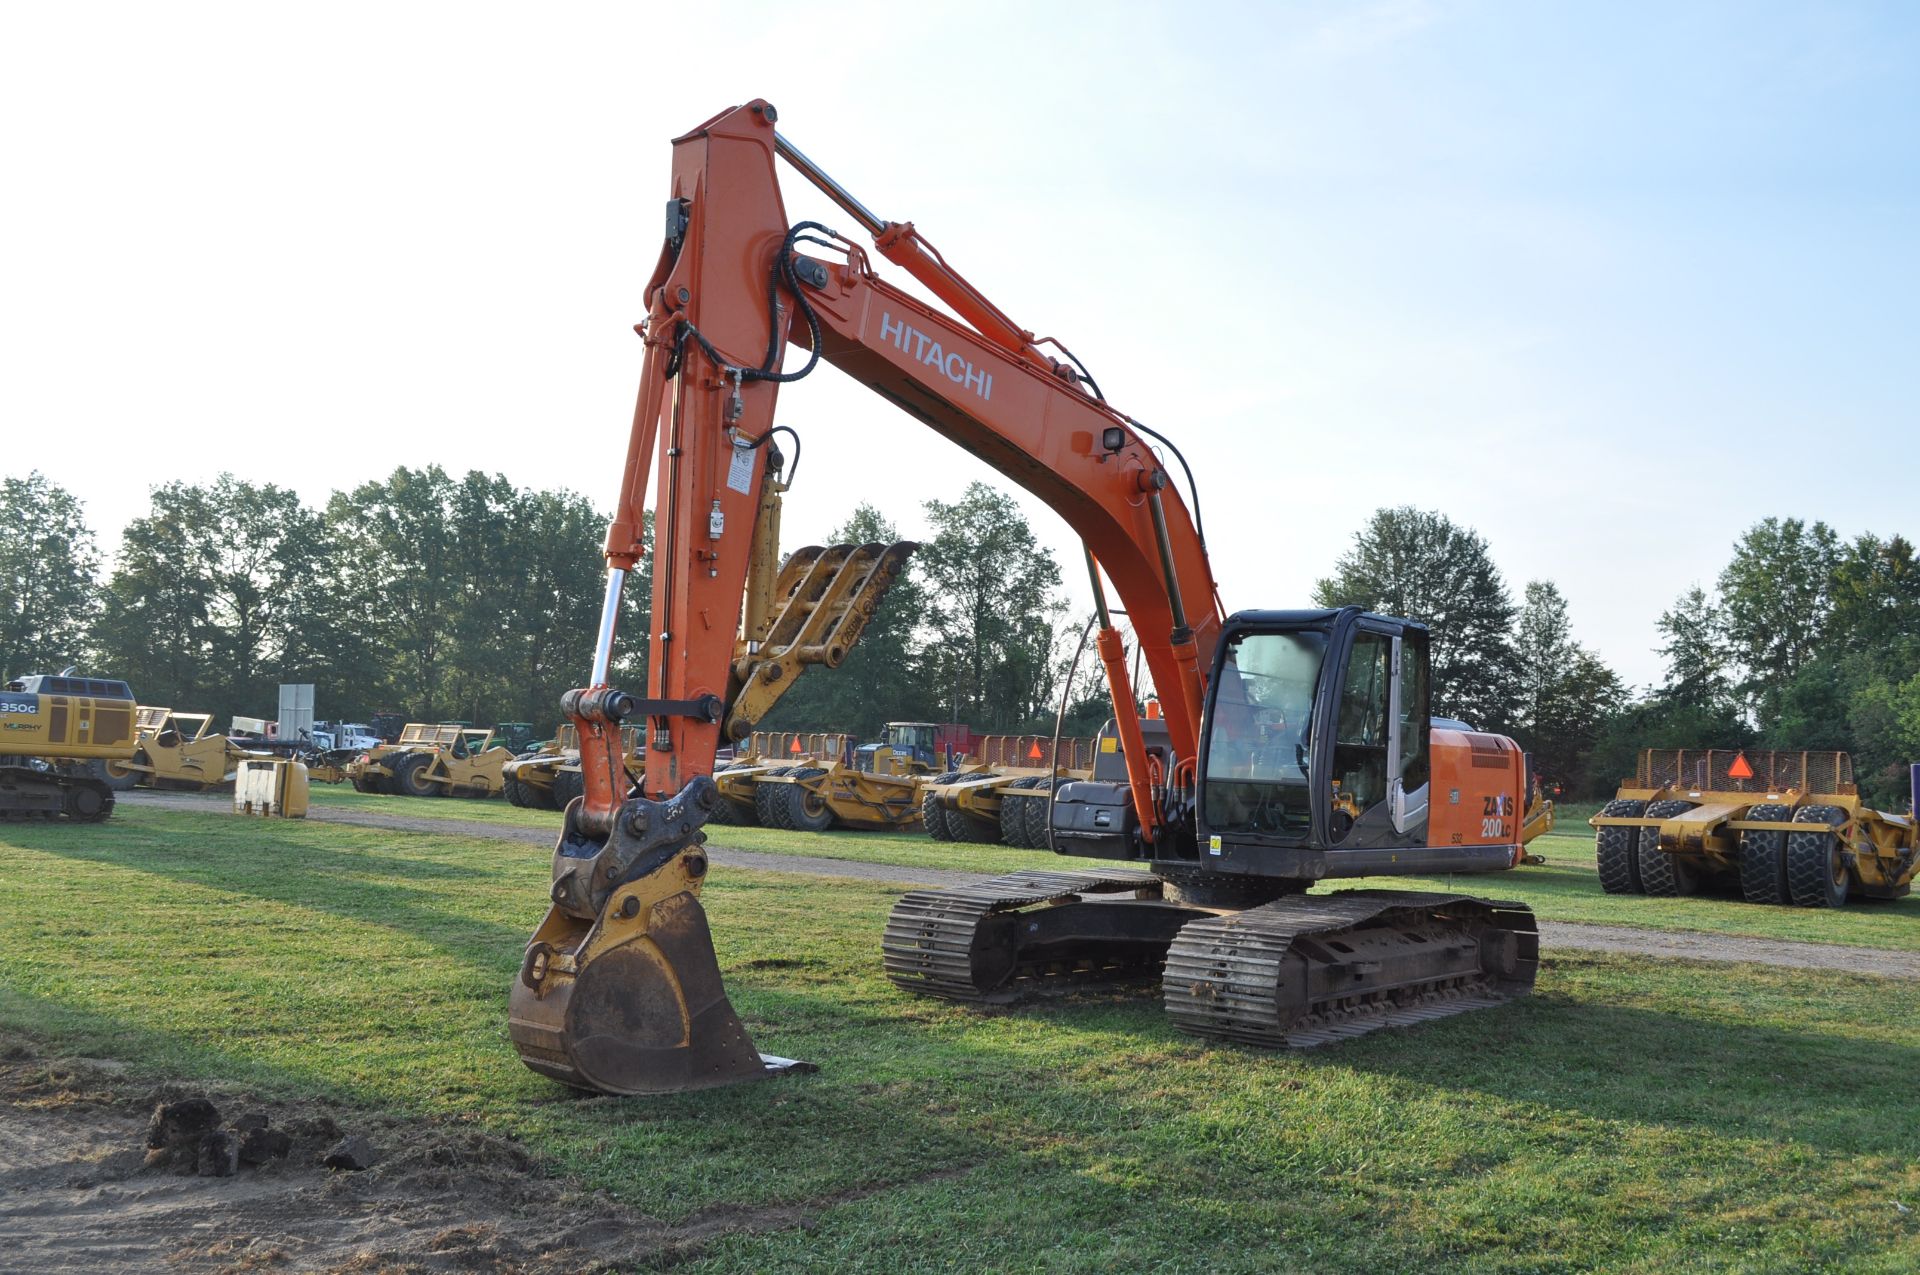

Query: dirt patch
[0,1037,799,1273]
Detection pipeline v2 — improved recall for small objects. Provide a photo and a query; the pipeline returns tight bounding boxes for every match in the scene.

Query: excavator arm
[509,99,1223,1094]
[610,99,1218,817]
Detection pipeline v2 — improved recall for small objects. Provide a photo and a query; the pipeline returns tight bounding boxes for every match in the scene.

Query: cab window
[1203,628,1329,837]
[1331,632,1392,821]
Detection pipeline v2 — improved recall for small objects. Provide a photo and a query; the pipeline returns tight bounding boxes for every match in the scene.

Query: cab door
[1321,620,1430,848]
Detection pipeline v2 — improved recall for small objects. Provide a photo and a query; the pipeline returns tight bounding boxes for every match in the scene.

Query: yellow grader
[1590,748,1918,906]
[920,734,1098,846]
[100,707,262,792]
[345,723,513,798]
[504,724,647,810]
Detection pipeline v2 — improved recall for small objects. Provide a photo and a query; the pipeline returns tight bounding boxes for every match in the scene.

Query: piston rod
[590,567,625,686]
[774,132,886,237]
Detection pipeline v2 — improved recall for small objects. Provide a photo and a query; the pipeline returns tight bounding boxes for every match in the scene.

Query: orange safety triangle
[789,738,802,754]
[1728,752,1755,780]
[1028,741,1044,760]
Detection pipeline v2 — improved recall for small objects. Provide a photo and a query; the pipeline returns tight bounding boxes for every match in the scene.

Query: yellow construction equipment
[100,707,261,792]
[753,722,952,832]
[921,734,1097,846]
[1590,748,1918,906]
[503,725,578,810]
[0,673,136,821]
[344,723,513,798]
[506,725,647,811]
[710,730,855,825]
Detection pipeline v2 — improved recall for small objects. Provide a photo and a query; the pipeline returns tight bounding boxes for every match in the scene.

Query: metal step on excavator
[507,100,1541,1095]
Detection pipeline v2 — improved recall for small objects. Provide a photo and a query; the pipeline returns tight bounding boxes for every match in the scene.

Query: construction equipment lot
[3,795,1916,1272]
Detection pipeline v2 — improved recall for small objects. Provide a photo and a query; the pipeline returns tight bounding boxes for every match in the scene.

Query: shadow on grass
[12,812,537,971]
[952,962,1920,1162]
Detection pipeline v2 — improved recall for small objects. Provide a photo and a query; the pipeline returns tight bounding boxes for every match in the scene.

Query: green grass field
[3,804,1917,1271]
[302,784,1920,953]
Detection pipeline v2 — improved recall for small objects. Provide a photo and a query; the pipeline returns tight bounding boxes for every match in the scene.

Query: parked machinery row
[1591,749,1917,908]
[921,733,1100,848]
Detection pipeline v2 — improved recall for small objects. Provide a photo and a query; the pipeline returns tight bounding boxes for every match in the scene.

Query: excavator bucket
[508,777,810,1094]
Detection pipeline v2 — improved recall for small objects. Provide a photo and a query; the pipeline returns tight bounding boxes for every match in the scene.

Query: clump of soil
[0,1035,750,1273]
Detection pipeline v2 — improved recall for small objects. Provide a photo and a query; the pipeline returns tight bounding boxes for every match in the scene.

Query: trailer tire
[921,773,962,841]
[1024,778,1057,850]
[999,776,1042,848]
[1737,802,1796,904]
[392,753,439,799]
[1595,799,1647,894]
[550,768,584,811]
[1786,805,1850,908]
[708,772,747,826]
[503,774,530,807]
[1636,799,1699,896]
[756,767,796,829]
[782,767,835,832]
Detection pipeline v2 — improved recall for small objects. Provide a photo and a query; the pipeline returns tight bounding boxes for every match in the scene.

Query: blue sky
[4,1,1915,693]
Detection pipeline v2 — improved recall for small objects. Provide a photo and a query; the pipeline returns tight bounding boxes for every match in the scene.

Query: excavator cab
[1195,607,1523,883]
[1200,609,1430,855]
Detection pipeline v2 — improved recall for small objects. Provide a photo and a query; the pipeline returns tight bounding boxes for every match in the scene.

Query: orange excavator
[508,100,1540,1095]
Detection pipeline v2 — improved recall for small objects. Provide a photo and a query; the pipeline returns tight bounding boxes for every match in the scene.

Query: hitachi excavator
[508,100,1540,1095]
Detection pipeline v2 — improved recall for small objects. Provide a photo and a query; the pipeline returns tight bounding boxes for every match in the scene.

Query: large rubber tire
[503,774,530,807]
[100,755,143,793]
[1022,777,1056,850]
[1595,799,1647,894]
[1786,804,1850,908]
[1737,802,1797,904]
[1000,777,1041,849]
[1636,799,1699,896]
[550,768,585,810]
[530,778,560,811]
[392,753,439,799]
[948,774,1001,843]
[921,772,961,841]
[756,767,795,829]
[782,767,835,832]
[708,772,748,826]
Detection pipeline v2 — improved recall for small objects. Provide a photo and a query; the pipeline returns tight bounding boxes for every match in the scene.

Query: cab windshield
[889,725,936,754]
[1203,628,1330,838]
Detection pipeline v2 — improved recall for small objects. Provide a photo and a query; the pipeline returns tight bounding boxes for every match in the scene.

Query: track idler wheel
[508,777,809,1095]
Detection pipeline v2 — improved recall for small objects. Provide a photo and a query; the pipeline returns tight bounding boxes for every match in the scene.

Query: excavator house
[507,100,1540,1095]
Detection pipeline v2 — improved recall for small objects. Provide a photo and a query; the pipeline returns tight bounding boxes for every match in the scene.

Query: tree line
[7,469,1914,802]
[0,471,1081,741]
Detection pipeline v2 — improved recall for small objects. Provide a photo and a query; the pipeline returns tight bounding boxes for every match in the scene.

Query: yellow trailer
[920,734,1097,847]
[1590,749,1917,906]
